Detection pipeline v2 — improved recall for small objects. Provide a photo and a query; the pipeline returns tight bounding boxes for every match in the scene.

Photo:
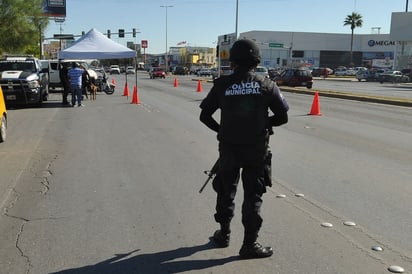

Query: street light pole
[161,5,173,74]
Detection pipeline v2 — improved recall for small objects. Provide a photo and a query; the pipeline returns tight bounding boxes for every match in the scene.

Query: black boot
[212,230,230,247]
[212,222,230,247]
[239,242,273,259]
[239,232,273,259]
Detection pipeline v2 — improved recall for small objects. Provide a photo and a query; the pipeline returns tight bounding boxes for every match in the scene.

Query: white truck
[43,60,97,90]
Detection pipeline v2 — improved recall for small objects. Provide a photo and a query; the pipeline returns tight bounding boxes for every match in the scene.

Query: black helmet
[229,39,261,66]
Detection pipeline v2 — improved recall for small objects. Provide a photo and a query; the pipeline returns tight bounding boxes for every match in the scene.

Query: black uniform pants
[212,141,267,236]
[62,80,70,103]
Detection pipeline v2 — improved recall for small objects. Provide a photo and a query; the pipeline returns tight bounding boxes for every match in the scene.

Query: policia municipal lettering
[199,39,289,259]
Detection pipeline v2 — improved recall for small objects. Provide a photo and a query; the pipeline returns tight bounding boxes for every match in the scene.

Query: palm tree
[343,12,363,65]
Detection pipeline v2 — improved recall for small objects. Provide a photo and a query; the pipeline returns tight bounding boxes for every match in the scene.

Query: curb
[281,87,412,107]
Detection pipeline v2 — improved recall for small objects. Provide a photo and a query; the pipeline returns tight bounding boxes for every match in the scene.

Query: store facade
[238,30,396,69]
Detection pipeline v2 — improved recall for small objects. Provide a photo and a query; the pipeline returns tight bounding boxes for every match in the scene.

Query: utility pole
[160,5,173,74]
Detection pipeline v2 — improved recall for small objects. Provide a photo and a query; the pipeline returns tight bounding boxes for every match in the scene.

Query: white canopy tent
[58,28,138,96]
[59,28,136,60]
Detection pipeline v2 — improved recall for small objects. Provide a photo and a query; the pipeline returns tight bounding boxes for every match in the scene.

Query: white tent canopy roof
[59,28,136,60]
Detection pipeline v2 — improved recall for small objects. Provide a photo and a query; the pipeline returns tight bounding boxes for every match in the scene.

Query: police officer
[199,39,289,259]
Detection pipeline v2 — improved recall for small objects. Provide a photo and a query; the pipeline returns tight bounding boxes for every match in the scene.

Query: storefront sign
[368,40,396,47]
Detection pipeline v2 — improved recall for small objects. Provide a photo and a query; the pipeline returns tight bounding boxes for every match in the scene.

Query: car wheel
[306,83,313,89]
[0,115,7,142]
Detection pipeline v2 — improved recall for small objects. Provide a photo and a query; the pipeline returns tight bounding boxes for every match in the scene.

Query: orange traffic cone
[123,82,130,97]
[197,80,203,92]
[112,78,116,85]
[174,78,178,87]
[308,91,322,115]
[131,85,140,104]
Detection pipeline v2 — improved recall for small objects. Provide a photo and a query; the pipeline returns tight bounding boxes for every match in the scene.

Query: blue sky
[44,0,409,54]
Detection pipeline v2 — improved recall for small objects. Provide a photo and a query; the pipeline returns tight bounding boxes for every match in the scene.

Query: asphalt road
[0,72,411,273]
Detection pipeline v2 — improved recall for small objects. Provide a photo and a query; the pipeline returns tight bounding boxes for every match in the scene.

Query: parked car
[149,67,166,79]
[374,69,388,78]
[0,86,7,142]
[126,66,135,74]
[46,59,98,90]
[334,67,355,76]
[268,68,281,79]
[353,67,368,74]
[378,70,410,83]
[356,70,378,82]
[197,68,212,77]
[311,67,333,77]
[0,56,49,107]
[274,68,313,89]
[401,68,412,81]
[173,66,188,75]
[212,66,233,79]
[110,65,121,74]
[254,66,269,78]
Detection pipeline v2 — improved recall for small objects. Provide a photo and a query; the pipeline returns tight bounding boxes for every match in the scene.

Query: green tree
[343,12,363,65]
[0,0,49,56]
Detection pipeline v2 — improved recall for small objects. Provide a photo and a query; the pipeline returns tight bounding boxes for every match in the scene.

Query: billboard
[390,12,412,41]
[42,0,66,17]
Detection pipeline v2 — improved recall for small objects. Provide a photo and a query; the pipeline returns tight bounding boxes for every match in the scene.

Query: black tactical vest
[213,72,275,144]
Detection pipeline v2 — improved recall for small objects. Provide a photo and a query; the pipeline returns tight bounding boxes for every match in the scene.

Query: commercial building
[390,12,412,70]
[237,30,396,69]
[145,46,217,72]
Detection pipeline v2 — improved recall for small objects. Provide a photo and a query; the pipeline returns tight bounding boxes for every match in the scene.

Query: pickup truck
[0,56,49,106]
[356,70,378,82]
[44,60,98,90]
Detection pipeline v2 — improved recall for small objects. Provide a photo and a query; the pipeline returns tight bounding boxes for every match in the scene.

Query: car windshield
[295,70,311,76]
[0,60,35,72]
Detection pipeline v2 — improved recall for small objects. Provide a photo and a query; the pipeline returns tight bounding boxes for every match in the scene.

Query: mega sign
[368,40,396,47]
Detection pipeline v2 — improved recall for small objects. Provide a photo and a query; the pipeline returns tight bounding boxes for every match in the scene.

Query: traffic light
[119,29,125,38]
[133,28,136,38]
[107,30,111,39]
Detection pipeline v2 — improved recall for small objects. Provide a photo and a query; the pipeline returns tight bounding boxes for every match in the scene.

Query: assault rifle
[199,149,272,193]
[199,159,220,193]
[199,128,274,193]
